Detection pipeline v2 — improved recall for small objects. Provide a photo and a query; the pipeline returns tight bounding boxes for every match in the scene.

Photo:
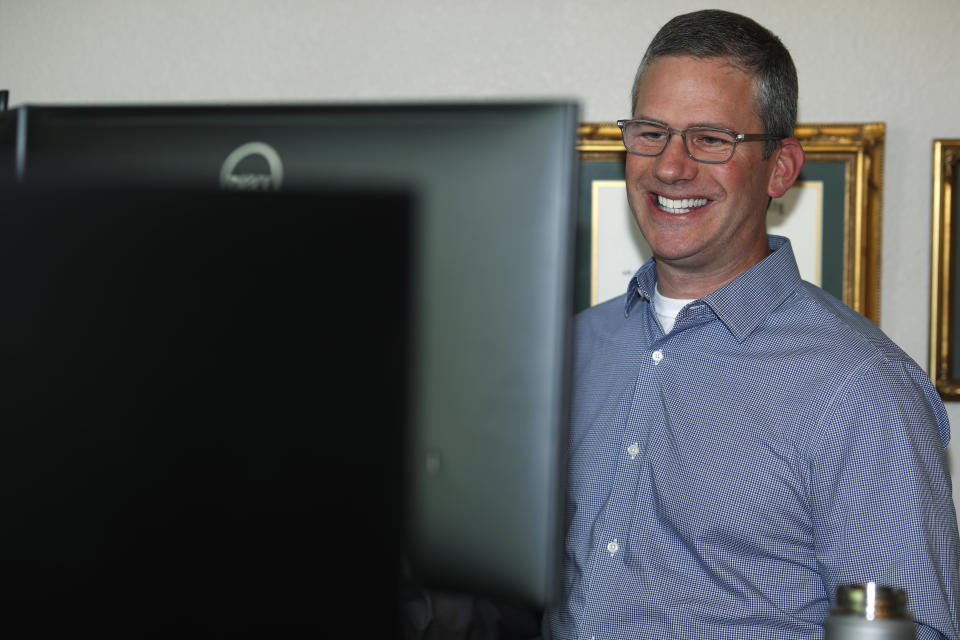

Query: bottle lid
[832,582,912,620]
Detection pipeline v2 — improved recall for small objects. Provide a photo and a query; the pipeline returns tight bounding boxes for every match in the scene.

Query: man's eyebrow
[632,115,736,130]
[632,114,666,124]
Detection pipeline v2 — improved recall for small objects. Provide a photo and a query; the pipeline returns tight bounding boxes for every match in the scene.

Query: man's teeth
[657,196,708,214]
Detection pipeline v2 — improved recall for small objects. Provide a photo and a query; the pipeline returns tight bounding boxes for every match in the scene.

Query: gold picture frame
[930,140,960,399]
[576,122,884,324]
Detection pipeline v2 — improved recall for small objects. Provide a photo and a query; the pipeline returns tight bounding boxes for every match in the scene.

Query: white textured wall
[4,0,960,507]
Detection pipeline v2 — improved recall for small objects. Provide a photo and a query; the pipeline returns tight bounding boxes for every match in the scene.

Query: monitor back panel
[2,101,579,607]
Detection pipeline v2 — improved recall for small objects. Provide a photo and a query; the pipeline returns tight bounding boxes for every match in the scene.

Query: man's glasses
[617,119,784,164]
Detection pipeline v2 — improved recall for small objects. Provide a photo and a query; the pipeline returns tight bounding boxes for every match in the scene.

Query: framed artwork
[575,122,885,325]
[930,140,960,399]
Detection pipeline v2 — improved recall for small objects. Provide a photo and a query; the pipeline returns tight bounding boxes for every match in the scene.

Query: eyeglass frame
[616,119,785,164]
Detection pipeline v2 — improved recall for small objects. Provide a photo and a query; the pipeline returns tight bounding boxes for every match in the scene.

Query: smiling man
[545,10,959,640]
[624,53,802,299]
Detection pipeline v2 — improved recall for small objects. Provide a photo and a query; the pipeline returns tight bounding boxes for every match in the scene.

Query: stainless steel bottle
[824,583,916,639]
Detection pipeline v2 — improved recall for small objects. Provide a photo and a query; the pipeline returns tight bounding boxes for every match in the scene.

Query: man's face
[626,55,781,290]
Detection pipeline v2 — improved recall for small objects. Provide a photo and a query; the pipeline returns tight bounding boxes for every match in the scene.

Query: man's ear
[767,138,805,198]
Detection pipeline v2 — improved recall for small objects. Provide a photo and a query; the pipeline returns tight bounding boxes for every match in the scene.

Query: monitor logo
[219,141,284,191]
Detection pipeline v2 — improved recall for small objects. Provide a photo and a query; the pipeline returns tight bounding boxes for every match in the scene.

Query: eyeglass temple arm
[737,133,785,142]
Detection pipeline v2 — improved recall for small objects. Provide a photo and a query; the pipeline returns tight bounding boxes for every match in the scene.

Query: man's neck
[655,243,771,299]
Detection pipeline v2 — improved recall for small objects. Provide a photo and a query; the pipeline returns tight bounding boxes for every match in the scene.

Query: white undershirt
[652,286,695,334]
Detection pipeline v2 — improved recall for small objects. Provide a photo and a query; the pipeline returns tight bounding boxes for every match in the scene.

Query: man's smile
[654,194,710,215]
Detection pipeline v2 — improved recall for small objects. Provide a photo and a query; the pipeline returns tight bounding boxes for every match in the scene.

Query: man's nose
[652,133,698,183]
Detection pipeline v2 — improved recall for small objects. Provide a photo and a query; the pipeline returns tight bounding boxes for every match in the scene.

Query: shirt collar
[625,235,802,342]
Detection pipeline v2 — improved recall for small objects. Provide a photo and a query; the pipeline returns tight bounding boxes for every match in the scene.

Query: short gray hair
[631,9,797,158]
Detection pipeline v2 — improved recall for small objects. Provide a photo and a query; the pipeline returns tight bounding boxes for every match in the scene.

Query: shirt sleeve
[807,355,960,639]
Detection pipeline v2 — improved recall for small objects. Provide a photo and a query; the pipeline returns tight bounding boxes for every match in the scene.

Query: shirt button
[607,539,619,555]
[627,442,639,459]
[652,349,664,362]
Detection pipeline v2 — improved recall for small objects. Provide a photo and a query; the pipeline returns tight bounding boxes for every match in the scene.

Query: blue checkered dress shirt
[544,236,959,639]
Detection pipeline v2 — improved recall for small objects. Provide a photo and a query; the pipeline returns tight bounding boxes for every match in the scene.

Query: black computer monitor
[0,186,416,635]
[0,101,579,613]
